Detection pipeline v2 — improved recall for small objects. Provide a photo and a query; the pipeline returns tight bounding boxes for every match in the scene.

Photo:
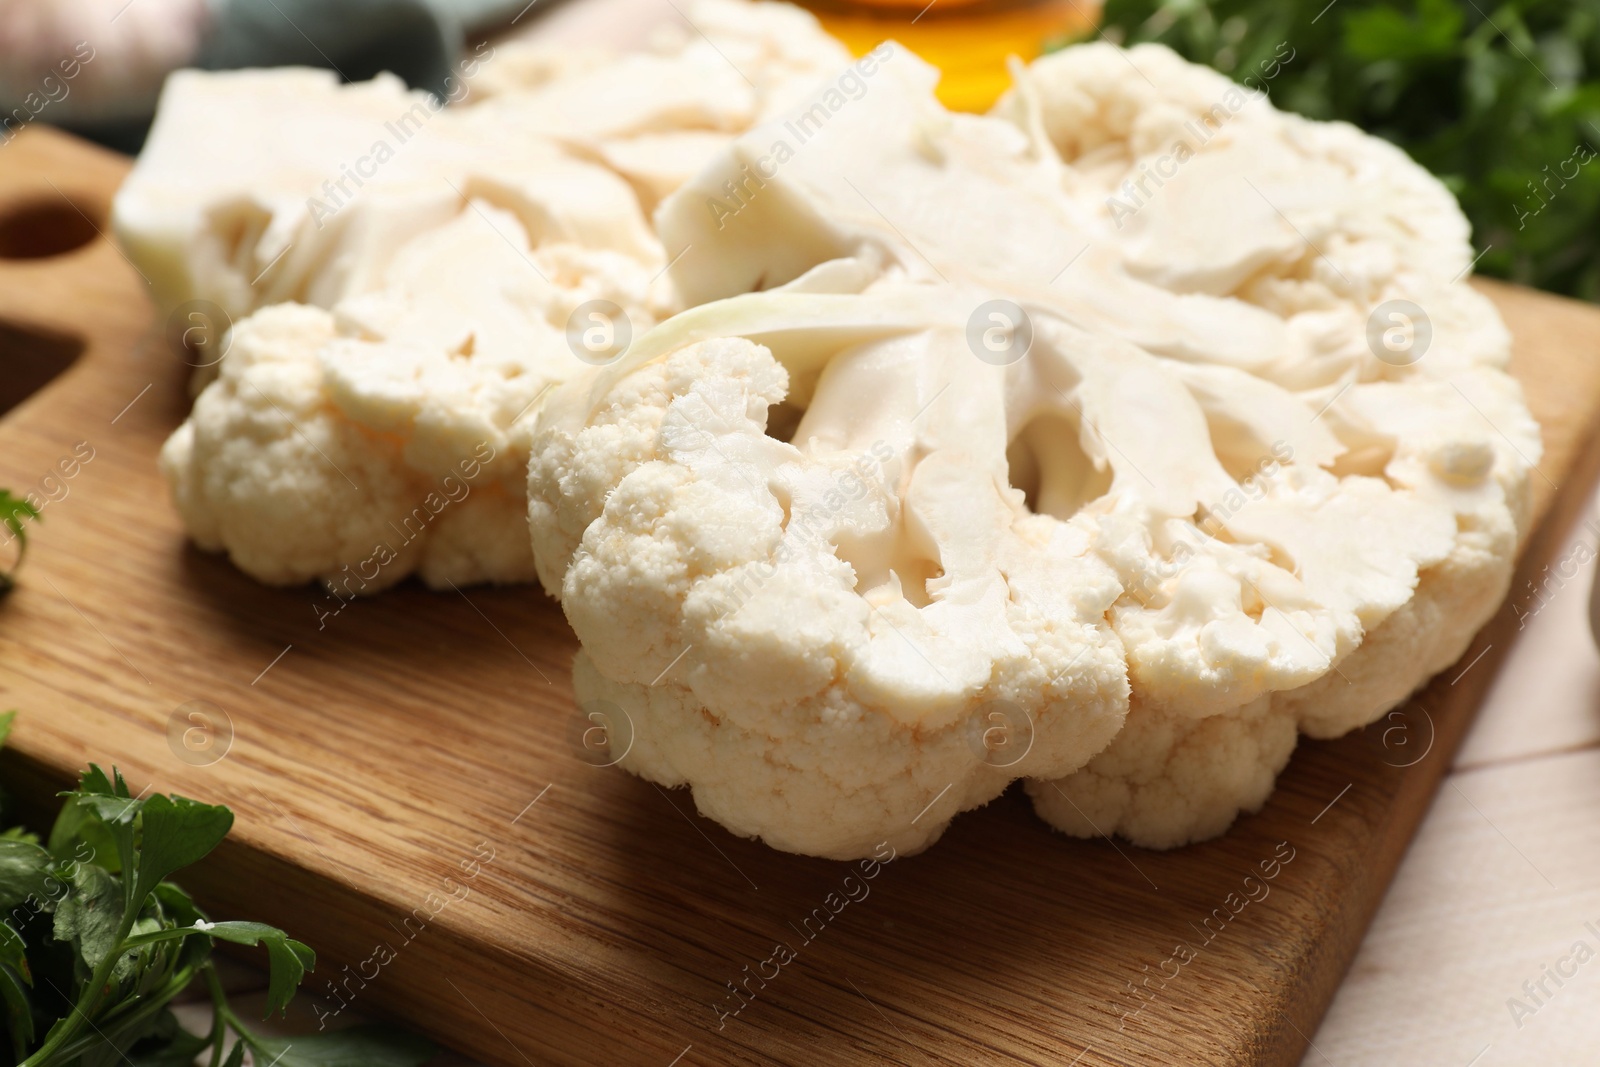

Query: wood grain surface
[2,125,1599,1067]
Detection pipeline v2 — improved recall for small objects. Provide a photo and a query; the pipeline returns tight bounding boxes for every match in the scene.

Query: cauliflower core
[531,45,1538,854]
[118,0,850,590]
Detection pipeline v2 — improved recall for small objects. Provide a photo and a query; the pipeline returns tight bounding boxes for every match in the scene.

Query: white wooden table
[1306,484,1600,1066]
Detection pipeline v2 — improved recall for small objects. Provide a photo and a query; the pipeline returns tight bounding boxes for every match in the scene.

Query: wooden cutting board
[3,124,1599,1067]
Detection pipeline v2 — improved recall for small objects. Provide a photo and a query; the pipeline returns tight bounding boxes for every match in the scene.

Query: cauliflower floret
[1027,697,1297,849]
[161,305,430,589]
[530,292,1132,858]
[997,42,1470,289]
[999,42,1502,392]
[1030,485,1520,846]
[163,201,655,590]
[468,0,851,128]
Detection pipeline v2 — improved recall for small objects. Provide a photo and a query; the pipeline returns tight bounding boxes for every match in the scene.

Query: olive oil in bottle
[796,0,1100,111]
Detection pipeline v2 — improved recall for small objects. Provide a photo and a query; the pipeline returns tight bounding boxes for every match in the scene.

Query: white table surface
[1305,482,1600,1066]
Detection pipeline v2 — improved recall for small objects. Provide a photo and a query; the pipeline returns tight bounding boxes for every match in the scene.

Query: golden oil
[797,0,1101,111]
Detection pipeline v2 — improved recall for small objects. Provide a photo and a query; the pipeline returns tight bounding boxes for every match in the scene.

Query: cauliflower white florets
[118,0,851,591]
[124,16,1540,857]
[529,290,1139,857]
[538,44,1538,853]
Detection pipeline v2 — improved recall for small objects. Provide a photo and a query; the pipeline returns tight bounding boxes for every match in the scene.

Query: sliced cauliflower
[466,0,851,215]
[640,46,1538,848]
[114,67,659,326]
[112,0,849,329]
[162,199,653,589]
[121,66,665,589]
[528,290,1133,859]
[120,0,847,592]
[468,0,852,129]
[1001,44,1538,846]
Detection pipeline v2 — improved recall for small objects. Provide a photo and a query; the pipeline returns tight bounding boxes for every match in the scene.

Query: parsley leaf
[0,723,433,1067]
[0,839,52,913]
[128,793,234,906]
[50,863,123,972]
[0,492,39,595]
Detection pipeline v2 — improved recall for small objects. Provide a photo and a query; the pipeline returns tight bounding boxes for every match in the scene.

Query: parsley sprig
[0,714,435,1066]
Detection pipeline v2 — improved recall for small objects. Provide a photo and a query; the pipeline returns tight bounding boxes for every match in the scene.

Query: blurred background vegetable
[1093,0,1600,300]
[0,0,524,151]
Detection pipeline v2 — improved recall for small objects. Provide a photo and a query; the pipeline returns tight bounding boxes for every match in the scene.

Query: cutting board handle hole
[0,321,82,417]
[0,196,101,260]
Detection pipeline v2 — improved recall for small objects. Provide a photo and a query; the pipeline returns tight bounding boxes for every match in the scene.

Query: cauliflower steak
[552,45,1540,852]
[529,291,1140,858]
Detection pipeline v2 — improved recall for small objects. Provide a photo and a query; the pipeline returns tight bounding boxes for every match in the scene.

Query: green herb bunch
[1093,0,1600,300]
[0,714,434,1066]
